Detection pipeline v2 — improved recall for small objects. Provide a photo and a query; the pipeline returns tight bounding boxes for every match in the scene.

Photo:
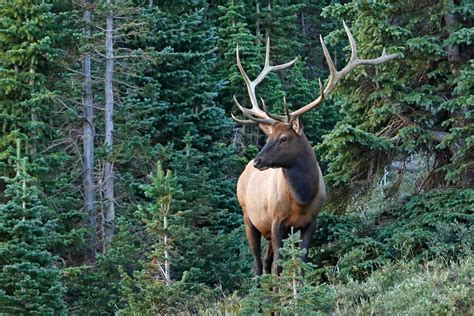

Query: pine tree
[0,141,66,314]
[118,3,248,290]
[241,230,333,314]
[117,162,216,314]
[0,0,61,177]
[216,0,260,113]
[0,1,88,304]
[317,1,472,210]
[137,161,182,286]
[63,5,251,312]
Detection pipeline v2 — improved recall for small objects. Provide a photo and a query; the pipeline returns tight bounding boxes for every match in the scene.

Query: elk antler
[231,35,297,125]
[232,21,401,125]
[289,21,400,119]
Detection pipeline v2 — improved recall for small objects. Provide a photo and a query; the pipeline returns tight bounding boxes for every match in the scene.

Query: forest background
[0,0,472,314]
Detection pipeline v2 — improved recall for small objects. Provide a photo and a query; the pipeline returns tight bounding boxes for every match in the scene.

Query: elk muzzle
[253,141,278,171]
[253,157,269,171]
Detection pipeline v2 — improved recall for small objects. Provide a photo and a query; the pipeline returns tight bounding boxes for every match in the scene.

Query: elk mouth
[253,158,271,171]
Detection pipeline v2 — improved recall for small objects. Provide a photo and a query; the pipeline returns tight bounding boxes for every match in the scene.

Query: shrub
[333,257,473,315]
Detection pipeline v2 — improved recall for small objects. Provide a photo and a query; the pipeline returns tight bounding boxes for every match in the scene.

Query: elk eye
[280,136,288,143]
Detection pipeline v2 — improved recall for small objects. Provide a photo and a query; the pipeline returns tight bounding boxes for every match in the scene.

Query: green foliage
[241,231,334,314]
[332,257,473,315]
[312,189,473,282]
[119,270,218,315]
[118,162,232,314]
[0,155,65,314]
[115,4,249,291]
[0,0,62,175]
[319,0,474,209]
[203,189,473,314]
[1,1,472,314]
[438,58,474,182]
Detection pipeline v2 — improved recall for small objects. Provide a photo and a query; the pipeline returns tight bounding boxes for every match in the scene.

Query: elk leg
[244,215,262,276]
[299,220,317,281]
[263,242,273,274]
[271,221,284,275]
[300,220,316,262]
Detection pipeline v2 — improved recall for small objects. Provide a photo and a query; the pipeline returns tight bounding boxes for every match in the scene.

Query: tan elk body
[232,22,399,275]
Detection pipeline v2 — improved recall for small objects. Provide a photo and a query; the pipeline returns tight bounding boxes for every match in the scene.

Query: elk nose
[253,158,262,168]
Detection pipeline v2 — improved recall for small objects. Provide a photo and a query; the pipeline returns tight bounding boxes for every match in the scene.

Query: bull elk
[232,22,399,275]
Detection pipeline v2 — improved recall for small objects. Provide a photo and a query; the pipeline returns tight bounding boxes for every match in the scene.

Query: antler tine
[344,21,358,64]
[254,36,298,86]
[320,34,338,80]
[233,36,298,125]
[261,97,286,121]
[235,45,264,118]
[231,113,256,124]
[283,97,291,122]
[257,35,272,86]
[232,95,275,124]
[318,78,325,102]
[338,21,400,77]
[233,94,256,117]
[289,21,401,119]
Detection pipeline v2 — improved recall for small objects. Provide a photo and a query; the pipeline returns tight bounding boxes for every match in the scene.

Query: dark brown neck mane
[282,134,319,205]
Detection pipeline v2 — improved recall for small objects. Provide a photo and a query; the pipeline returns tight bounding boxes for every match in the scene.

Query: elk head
[232,22,400,170]
[253,118,309,170]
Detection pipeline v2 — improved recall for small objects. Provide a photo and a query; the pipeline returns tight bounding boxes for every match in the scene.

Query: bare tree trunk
[256,2,261,46]
[103,0,115,249]
[292,270,298,299]
[83,0,97,259]
[163,203,170,286]
[15,139,27,211]
[16,139,21,177]
[29,66,37,157]
[301,11,306,37]
[443,9,461,64]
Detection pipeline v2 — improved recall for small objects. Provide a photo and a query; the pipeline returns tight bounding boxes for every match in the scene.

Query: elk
[232,22,399,275]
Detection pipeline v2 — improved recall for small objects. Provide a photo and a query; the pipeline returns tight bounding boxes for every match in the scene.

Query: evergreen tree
[216,0,260,114]
[137,162,182,286]
[0,0,62,175]
[318,0,473,210]
[118,162,219,314]
[241,230,333,314]
[62,5,250,312]
[0,142,66,314]
[0,0,86,262]
[1,0,470,313]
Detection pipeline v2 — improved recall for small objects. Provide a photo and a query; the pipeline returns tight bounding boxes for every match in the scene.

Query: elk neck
[281,135,319,206]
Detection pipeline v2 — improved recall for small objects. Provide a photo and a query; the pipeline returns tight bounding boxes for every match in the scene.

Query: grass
[332,256,473,315]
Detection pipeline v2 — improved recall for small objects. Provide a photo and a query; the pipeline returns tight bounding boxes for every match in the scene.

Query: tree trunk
[103,1,115,250]
[15,139,26,210]
[29,66,37,157]
[83,0,97,259]
[301,11,305,37]
[443,10,461,64]
[256,2,261,46]
[163,205,170,286]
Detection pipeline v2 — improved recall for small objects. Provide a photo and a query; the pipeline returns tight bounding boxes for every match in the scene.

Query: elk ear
[290,118,303,135]
[258,123,273,136]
